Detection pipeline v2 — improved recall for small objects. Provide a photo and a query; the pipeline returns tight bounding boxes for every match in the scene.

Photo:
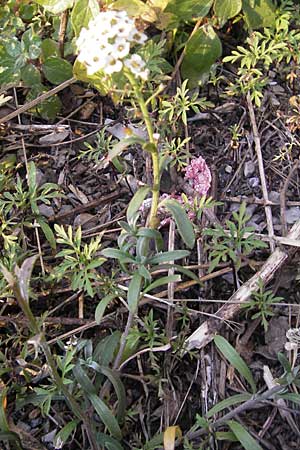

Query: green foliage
[241,278,283,331]
[214,334,256,392]
[181,194,222,223]
[204,202,268,272]
[159,79,212,126]
[224,2,300,105]
[161,136,191,170]
[181,25,222,87]
[53,225,106,297]
[79,126,118,163]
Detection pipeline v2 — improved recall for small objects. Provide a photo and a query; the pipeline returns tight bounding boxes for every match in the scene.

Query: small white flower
[113,38,130,59]
[129,30,147,44]
[105,56,123,74]
[124,53,148,79]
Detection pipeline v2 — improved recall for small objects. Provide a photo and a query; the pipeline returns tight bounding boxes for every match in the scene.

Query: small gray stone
[38,204,54,218]
[248,177,259,188]
[225,165,233,174]
[285,207,300,224]
[269,190,280,203]
[244,161,255,177]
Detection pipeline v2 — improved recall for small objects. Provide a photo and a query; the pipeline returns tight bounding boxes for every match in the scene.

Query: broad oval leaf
[242,0,276,29]
[33,0,73,14]
[160,199,195,249]
[227,420,263,450]
[43,57,73,84]
[71,0,99,36]
[214,335,256,393]
[127,186,151,222]
[181,25,222,87]
[165,0,213,21]
[214,0,242,22]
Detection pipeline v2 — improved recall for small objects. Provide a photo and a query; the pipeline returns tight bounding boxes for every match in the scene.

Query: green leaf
[181,25,222,87]
[53,421,78,448]
[112,0,156,20]
[37,219,56,249]
[21,64,41,86]
[160,199,195,248]
[73,59,108,95]
[0,431,22,445]
[165,0,213,21]
[214,0,242,22]
[242,0,276,29]
[214,335,256,393]
[143,275,181,294]
[96,432,124,450]
[127,186,151,222]
[95,293,117,324]
[101,248,135,263]
[148,250,190,264]
[227,420,263,450]
[109,136,146,161]
[71,0,100,36]
[73,363,95,394]
[89,394,122,440]
[41,38,59,61]
[279,393,300,405]
[206,393,252,418]
[93,331,121,366]
[43,57,73,84]
[33,0,73,14]
[127,272,143,313]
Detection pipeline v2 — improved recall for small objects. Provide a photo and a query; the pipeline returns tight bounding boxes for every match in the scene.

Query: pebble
[244,160,255,178]
[248,177,259,188]
[225,165,233,173]
[38,204,54,218]
[285,207,300,224]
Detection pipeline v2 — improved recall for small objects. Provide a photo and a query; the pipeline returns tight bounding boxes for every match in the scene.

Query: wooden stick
[185,219,300,351]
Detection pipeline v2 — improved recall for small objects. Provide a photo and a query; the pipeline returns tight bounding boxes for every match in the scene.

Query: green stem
[125,70,160,228]
[12,280,98,450]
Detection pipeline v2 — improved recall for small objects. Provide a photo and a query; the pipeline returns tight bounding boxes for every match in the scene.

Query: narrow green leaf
[206,393,252,418]
[227,420,263,450]
[101,248,135,263]
[95,293,117,324]
[96,432,124,450]
[89,394,122,440]
[214,335,256,393]
[37,219,56,249]
[53,420,78,448]
[73,363,95,394]
[143,275,181,294]
[148,250,190,264]
[127,186,151,222]
[127,272,143,313]
[109,136,146,161]
[279,393,300,405]
[160,199,195,248]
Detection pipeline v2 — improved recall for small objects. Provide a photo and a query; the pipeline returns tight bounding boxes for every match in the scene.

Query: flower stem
[125,70,160,228]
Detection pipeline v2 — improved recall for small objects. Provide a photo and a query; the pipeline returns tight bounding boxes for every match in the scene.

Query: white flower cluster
[76,10,149,80]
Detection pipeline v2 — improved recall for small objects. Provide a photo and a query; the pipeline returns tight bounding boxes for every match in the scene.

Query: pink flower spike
[184,156,211,196]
